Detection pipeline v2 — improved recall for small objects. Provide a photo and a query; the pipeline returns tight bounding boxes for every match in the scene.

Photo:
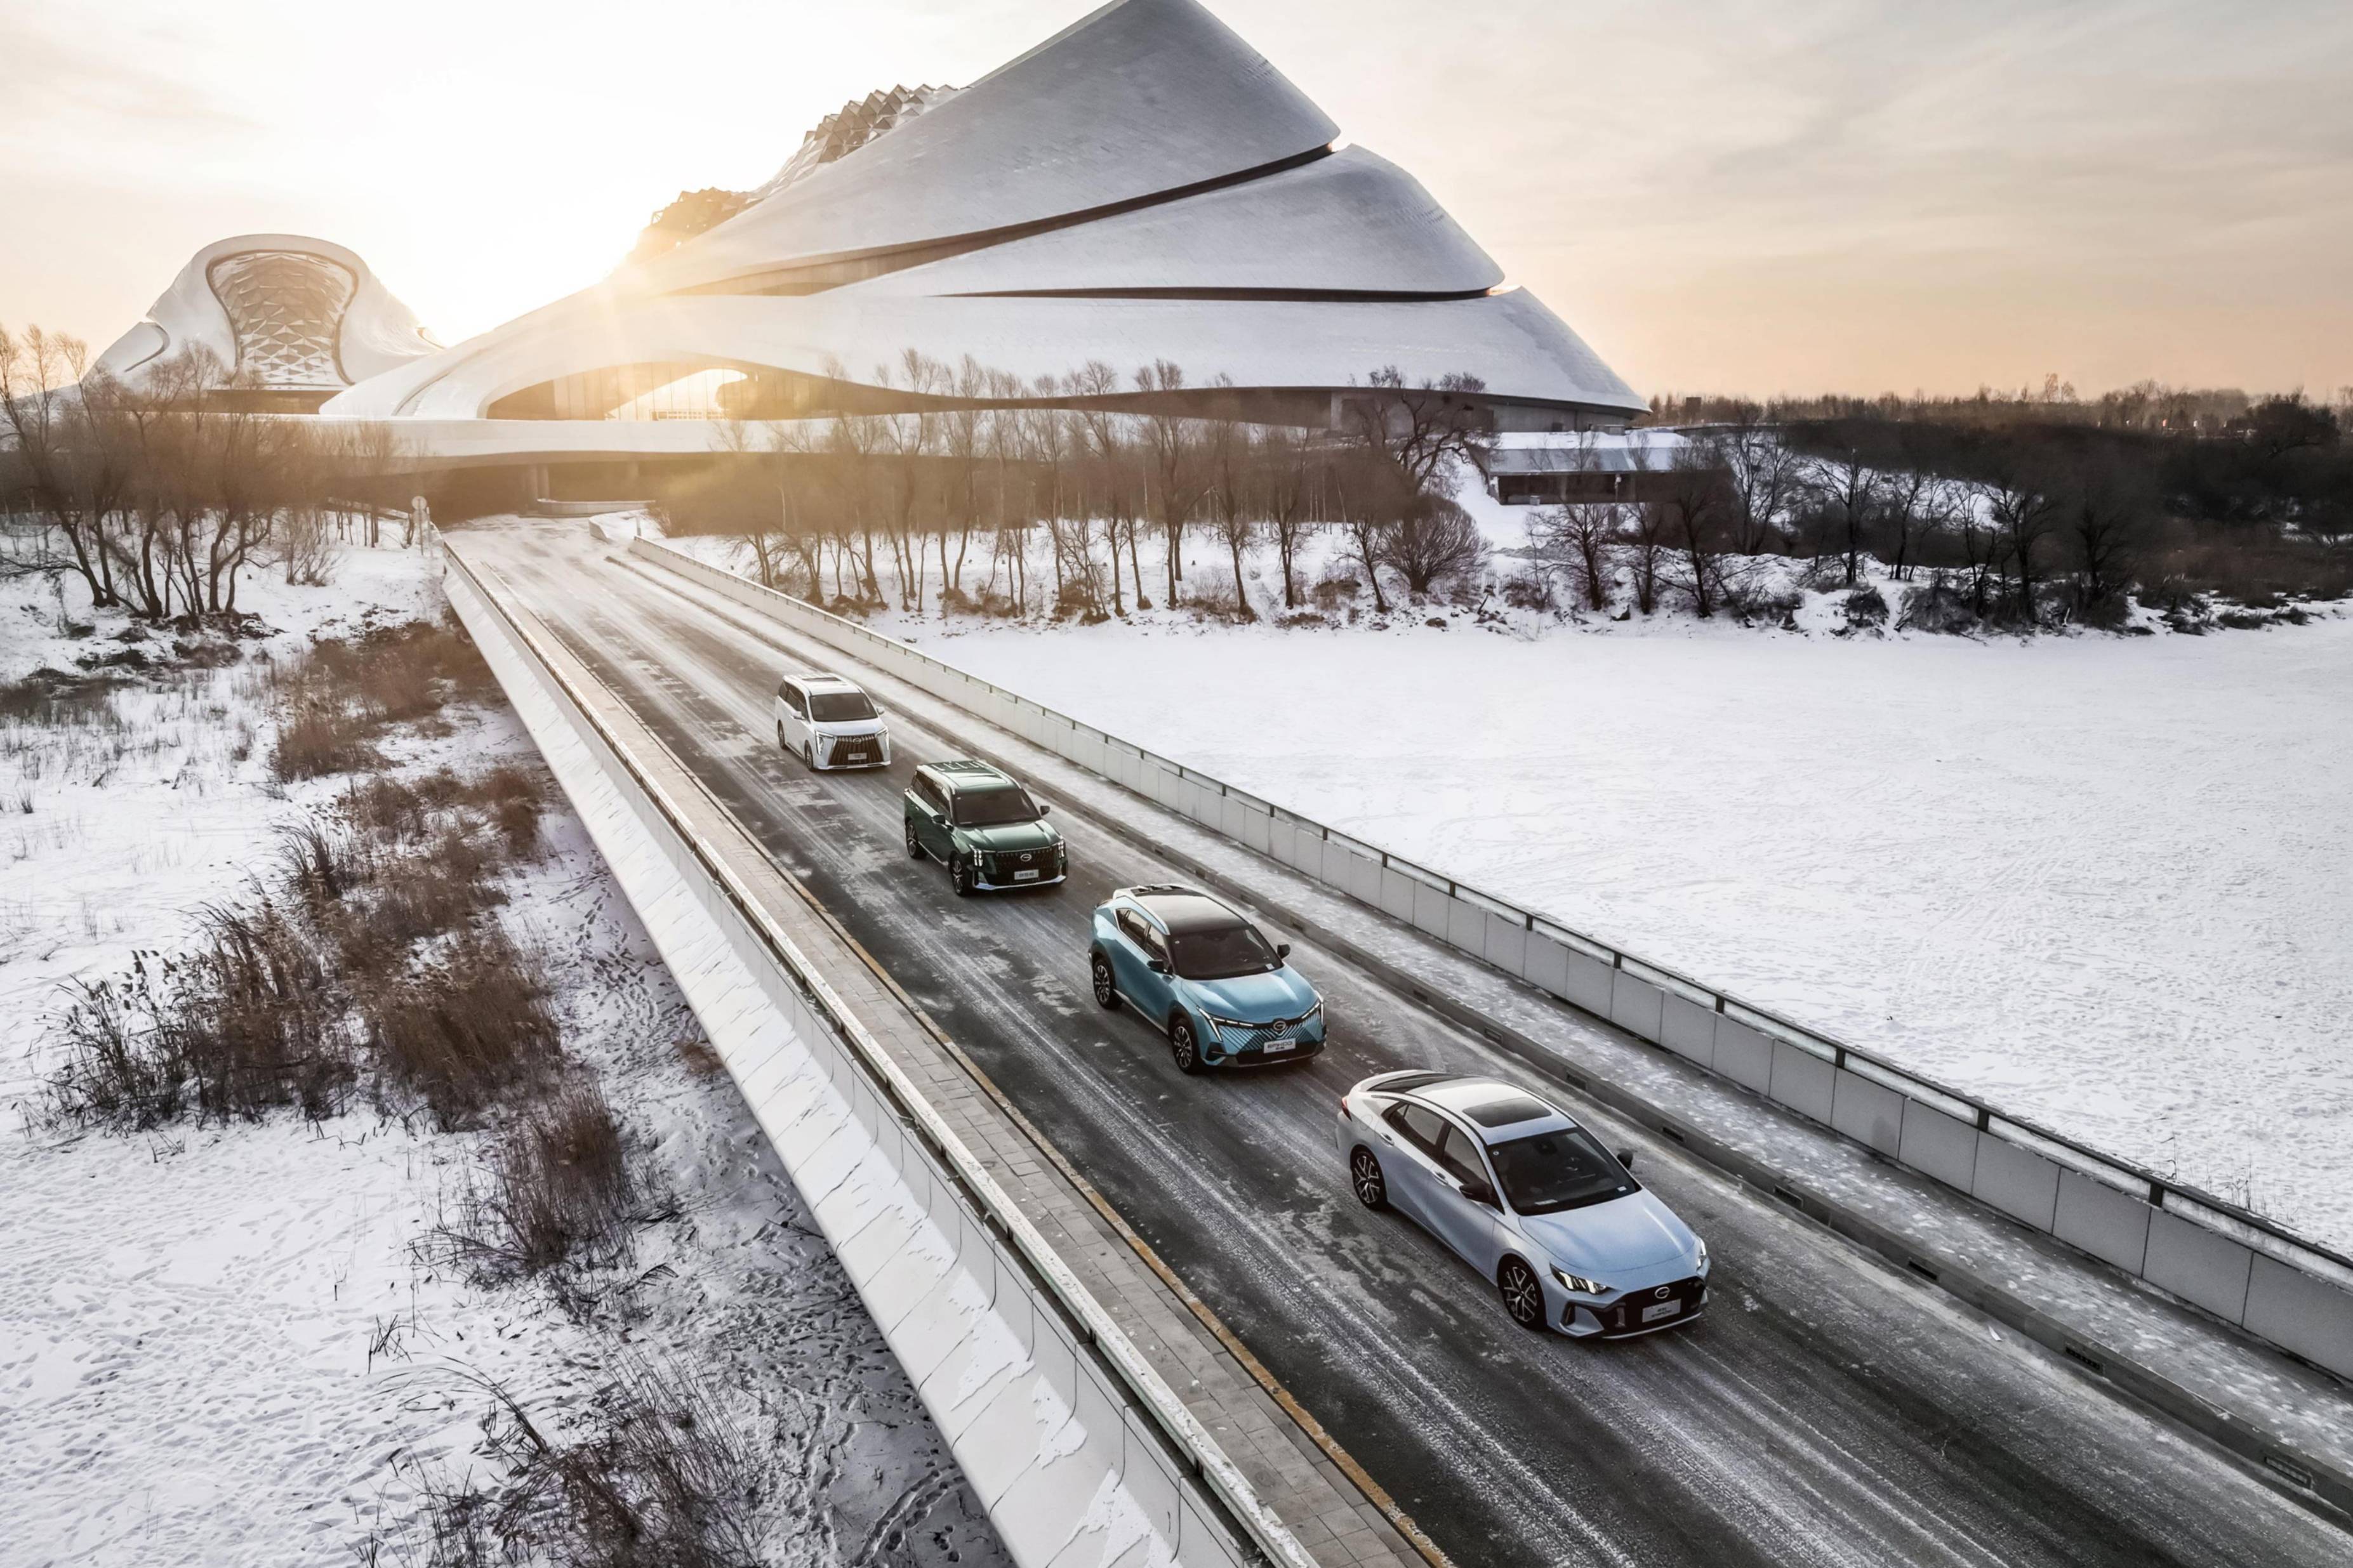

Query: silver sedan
[1337,1070,1711,1337]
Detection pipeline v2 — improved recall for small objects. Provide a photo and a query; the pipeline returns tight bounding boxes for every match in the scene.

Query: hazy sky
[4,0,2348,399]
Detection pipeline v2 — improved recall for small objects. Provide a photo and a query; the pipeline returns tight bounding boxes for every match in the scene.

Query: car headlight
[1552,1267,1610,1295]
[1694,1239,1709,1272]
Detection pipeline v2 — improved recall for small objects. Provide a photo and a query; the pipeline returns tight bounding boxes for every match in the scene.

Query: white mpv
[774,671,892,771]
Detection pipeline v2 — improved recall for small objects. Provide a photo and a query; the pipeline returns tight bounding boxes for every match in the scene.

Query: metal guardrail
[442,539,1318,1568]
[633,537,2353,1296]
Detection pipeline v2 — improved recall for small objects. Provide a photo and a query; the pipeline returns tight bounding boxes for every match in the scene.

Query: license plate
[1013,869,1040,881]
[1260,1039,1296,1054]
[1640,1299,1682,1324]
[838,749,870,765]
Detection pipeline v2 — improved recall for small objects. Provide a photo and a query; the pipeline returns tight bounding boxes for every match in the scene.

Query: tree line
[684,354,1497,619]
[1541,392,2350,631]
[0,324,413,617]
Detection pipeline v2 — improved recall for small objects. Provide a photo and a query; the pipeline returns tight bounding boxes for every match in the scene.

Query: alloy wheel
[951,856,974,897]
[1350,1148,1388,1209]
[904,819,924,859]
[1091,954,1119,1010]
[1499,1259,1546,1331]
[1170,1019,1203,1074]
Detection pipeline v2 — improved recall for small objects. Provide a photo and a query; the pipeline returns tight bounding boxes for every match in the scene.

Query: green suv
[904,760,1068,896]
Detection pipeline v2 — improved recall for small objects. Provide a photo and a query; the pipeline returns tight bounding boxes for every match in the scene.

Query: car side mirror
[1616,1149,1635,1171]
[1275,943,1291,959]
[1038,803,1051,815]
[1461,1178,1499,1208]
[1146,958,1170,975]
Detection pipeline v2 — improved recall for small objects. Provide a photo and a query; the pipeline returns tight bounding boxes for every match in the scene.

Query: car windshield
[1168,920,1281,980]
[1487,1127,1638,1215]
[953,786,1039,827]
[807,690,875,722]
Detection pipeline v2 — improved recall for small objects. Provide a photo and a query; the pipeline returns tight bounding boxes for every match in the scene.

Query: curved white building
[93,235,439,411]
[326,0,1641,436]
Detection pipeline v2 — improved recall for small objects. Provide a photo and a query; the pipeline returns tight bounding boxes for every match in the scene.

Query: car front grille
[827,736,877,767]
[1590,1275,1706,1334]
[1214,1013,1315,1051]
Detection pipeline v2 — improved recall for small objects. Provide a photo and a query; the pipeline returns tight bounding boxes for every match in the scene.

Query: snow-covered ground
[667,522,2353,1252]
[0,541,1001,1564]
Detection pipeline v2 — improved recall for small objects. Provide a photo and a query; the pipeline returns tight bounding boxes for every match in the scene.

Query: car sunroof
[1463,1093,1558,1128]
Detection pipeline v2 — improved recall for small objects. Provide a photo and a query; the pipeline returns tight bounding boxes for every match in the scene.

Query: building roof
[92,235,437,397]
[322,0,1643,426]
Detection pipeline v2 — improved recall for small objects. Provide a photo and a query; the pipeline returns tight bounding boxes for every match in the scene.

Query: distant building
[91,235,438,412]
[1481,433,1693,506]
[94,0,1647,502]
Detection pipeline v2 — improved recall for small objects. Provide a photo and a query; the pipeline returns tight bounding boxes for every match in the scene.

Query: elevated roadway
[455,521,2351,1568]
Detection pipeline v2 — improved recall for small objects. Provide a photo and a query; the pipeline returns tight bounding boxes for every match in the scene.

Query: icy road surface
[467,522,2352,1568]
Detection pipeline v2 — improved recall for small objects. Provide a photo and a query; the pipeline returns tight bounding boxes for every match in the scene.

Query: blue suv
[1089,886,1325,1073]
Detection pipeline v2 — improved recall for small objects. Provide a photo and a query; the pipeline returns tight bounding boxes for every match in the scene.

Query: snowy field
[668,522,2353,1252]
[0,543,1000,1565]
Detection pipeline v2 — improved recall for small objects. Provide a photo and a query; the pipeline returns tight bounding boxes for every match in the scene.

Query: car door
[779,682,810,754]
[1427,1123,1509,1275]
[1378,1102,1454,1227]
[1113,907,1174,1020]
[914,775,953,857]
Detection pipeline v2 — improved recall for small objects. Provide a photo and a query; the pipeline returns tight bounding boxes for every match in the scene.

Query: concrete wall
[630,539,2353,1383]
[449,553,1315,1568]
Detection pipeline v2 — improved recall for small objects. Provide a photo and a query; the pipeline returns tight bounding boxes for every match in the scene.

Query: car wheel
[904,819,924,860]
[1090,953,1119,1010]
[776,721,786,751]
[1498,1258,1547,1333]
[1349,1147,1388,1209]
[1170,1018,1204,1074]
[951,855,974,897]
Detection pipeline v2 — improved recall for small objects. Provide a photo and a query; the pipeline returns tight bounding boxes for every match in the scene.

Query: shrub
[1843,585,1890,627]
[277,818,374,906]
[360,930,560,1128]
[463,764,545,859]
[270,699,380,781]
[47,903,350,1130]
[428,1081,635,1281]
[1895,578,1980,635]
[362,1362,771,1568]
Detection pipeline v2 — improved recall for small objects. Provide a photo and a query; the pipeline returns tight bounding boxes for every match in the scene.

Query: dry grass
[46,902,351,1130]
[361,1364,772,1568]
[268,616,496,782]
[359,930,561,1130]
[425,1081,637,1282]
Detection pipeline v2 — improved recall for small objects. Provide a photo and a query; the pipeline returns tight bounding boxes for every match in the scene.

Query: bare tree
[1200,379,1257,617]
[1985,456,2062,622]
[1657,446,1734,617]
[1807,444,1881,587]
[1375,496,1485,596]
[1066,362,1132,614]
[2064,449,2152,617]
[0,323,116,605]
[1333,367,1496,614]
[1257,424,1315,609]
[1714,412,1801,556]
[1134,359,1207,605]
[1530,504,1614,610]
[1623,498,1671,615]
